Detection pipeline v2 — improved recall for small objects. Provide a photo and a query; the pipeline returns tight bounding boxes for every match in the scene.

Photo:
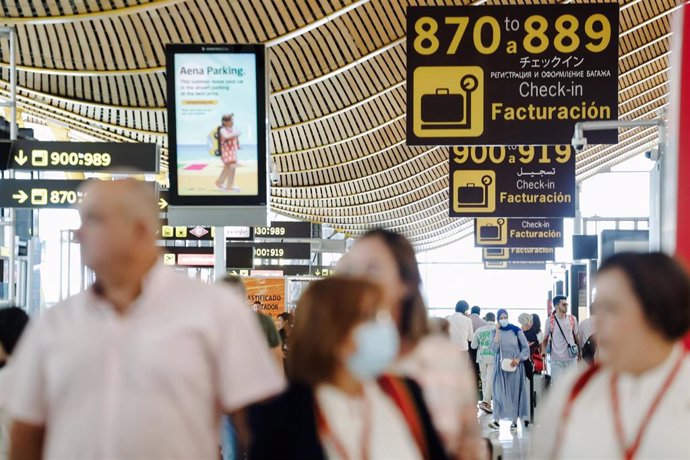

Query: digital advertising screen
[166,44,267,206]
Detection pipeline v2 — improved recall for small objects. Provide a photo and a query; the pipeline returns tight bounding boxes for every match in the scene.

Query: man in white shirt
[8,180,285,460]
[543,296,580,384]
[447,300,474,355]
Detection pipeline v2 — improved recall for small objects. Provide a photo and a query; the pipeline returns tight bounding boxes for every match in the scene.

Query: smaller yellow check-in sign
[475,218,507,245]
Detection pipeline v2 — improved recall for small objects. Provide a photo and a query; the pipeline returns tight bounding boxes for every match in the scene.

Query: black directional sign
[158,189,170,212]
[407,4,619,145]
[450,145,575,218]
[474,218,564,247]
[482,247,556,262]
[5,141,159,173]
[484,261,547,270]
[0,179,85,209]
[254,222,312,239]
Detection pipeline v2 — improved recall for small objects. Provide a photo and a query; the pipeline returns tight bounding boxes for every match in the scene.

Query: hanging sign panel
[0,179,85,209]
[474,218,564,247]
[6,141,160,173]
[482,247,556,262]
[406,4,619,145]
[484,261,547,271]
[449,145,575,218]
[254,222,312,239]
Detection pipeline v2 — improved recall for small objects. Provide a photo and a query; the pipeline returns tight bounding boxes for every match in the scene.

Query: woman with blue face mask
[488,309,531,432]
[336,229,485,459]
[248,277,448,460]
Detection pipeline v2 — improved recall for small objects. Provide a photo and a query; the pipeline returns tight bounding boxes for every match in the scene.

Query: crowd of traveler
[0,179,688,459]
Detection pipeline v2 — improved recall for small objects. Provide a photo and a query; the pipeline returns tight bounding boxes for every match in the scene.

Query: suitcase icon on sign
[456,175,493,208]
[479,218,506,241]
[421,74,479,130]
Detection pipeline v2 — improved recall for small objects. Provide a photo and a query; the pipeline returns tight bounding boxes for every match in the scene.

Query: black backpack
[581,334,597,364]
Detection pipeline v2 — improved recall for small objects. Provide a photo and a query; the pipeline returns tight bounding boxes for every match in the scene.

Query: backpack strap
[377,375,429,460]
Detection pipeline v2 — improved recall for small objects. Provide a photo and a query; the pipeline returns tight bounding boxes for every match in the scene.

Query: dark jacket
[248,376,448,460]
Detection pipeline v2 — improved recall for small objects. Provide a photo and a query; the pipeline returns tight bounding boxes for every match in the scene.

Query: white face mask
[499,319,509,328]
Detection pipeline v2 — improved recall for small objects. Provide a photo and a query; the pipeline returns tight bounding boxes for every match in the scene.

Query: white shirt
[578,317,595,349]
[533,344,690,459]
[545,314,579,361]
[447,313,474,351]
[7,264,285,460]
[316,382,422,460]
[392,336,478,455]
[471,322,497,364]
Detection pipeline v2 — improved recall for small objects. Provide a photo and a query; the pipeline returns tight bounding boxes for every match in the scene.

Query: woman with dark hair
[276,312,293,358]
[336,229,485,459]
[488,309,530,431]
[534,252,690,459]
[528,314,545,374]
[531,314,543,341]
[248,277,447,460]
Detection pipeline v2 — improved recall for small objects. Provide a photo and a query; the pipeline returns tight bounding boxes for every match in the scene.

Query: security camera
[269,158,280,185]
[571,136,588,153]
[645,147,660,162]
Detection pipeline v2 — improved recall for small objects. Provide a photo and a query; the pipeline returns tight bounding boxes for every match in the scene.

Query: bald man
[7,180,285,460]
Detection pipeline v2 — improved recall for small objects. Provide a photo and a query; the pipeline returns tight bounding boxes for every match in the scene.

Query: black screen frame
[166,43,268,207]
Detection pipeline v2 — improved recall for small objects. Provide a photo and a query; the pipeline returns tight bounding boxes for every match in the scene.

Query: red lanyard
[315,392,372,460]
[550,348,687,460]
[610,351,686,460]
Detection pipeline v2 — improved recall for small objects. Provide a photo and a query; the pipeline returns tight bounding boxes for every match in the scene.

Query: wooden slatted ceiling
[0,0,677,248]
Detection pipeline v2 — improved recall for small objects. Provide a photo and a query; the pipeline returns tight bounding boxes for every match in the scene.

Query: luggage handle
[435,88,450,95]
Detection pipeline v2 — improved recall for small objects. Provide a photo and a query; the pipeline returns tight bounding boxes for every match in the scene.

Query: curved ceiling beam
[271,170,446,209]
[264,0,371,46]
[272,37,404,96]
[0,0,186,25]
[0,80,165,112]
[272,164,447,206]
[0,62,164,76]
[272,196,451,226]
[272,147,443,195]
[273,114,404,156]
[273,82,404,131]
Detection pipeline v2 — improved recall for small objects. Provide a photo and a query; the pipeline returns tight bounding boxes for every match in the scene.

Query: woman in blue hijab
[488,309,530,431]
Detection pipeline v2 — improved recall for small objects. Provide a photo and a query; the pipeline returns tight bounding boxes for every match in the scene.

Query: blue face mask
[346,315,400,381]
[499,319,509,328]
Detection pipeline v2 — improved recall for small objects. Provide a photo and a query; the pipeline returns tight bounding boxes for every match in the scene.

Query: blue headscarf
[497,309,521,335]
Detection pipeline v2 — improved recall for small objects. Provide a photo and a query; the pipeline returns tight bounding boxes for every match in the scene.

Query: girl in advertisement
[215,114,241,192]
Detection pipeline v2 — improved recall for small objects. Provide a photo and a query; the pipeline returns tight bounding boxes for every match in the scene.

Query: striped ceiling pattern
[0,0,673,250]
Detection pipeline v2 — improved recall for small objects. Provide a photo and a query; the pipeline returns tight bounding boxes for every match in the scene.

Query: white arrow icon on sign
[12,190,28,204]
[159,198,168,210]
[14,150,28,166]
